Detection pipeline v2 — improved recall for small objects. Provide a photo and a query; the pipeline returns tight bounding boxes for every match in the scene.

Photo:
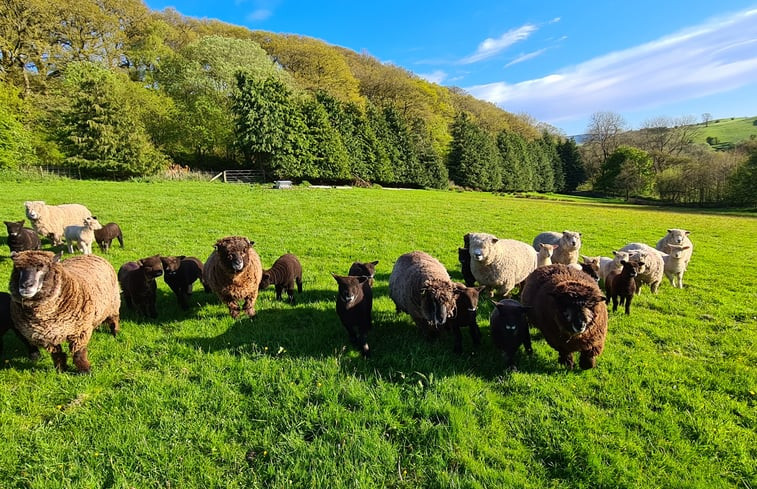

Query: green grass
[1,179,756,488]
[691,116,757,148]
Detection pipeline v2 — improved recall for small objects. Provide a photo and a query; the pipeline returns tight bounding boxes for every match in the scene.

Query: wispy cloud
[460,24,537,64]
[246,9,272,21]
[242,0,279,23]
[465,8,757,127]
[505,48,548,68]
[418,70,447,84]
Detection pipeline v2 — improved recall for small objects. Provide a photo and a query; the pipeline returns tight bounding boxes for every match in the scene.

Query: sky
[143,0,757,135]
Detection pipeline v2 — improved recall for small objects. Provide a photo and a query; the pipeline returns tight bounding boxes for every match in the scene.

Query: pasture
[0,179,755,488]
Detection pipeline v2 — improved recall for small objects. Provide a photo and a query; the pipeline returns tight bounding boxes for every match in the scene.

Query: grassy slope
[0,180,755,488]
[691,116,757,146]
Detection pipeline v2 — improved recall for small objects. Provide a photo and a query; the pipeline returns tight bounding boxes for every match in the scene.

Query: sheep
[536,243,558,267]
[388,251,461,333]
[0,291,40,360]
[662,244,691,289]
[605,260,644,315]
[333,274,373,356]
[656,229,693,266]
[64,216,102,254]
[619,243,665,294]
[579,255,601,283]
[445,284,485,354]
[468,232,537,297]
[259,253,303,304]
[490,299,532,371]
[9,250,120,372]
[159,255,208,310]
[203,236,262,319]
[348,260,379,286]
[458,233,476,287]
[598,251,631,285]
[4,220,41,252]
[520,264,608,370]
[24,201,93,246]
[532,230,582,266]
[93,222,124,253]
[118,255,163,318]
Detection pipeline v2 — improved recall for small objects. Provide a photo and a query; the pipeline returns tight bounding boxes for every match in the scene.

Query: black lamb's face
[553,292,603,335]
[333,274,367,304]
[5,220,24,236]
[453,285,482,327]
[139,255,164,278]
[160,256,184,276]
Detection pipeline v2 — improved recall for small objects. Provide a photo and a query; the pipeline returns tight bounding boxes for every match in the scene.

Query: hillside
[690,116,757,149]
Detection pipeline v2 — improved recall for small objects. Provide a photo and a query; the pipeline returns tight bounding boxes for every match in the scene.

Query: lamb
[4,220,41,252]
[388,251,462,332]
[605,260,644,315]
[580,255,601,282]
[259,253,303,304]
[24,201,93,246]
[458,233,476,287]
[532,230,582,266]
[64,216,102,254]
[9,250,120,372]
[444,284,484,354]
[468,232,537,297]
[656,229,693,266]
[0,291,40,360]
[348,260,379,286]
[662,244,691,288]
[333,274,373,356]
[619,243,665,294]
[203,236,262,319]
[598,251,631,285]
[160,255,208,310]
[118,255,164,318]
[520,264,608,370]
[536,243,558,267]
[490,299,532,371]
[93,222,124,252]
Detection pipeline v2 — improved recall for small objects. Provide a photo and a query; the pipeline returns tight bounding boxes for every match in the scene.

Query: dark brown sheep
[93,222,124,252]
[445,284,484,354]
[520,264,608,370]
[259,253,303,304]
[5,220,41,253]
[118,255,164,318]
[203,236,262,319]
[333,274,373,356]
[458,233,476,287]
[0,291,40,360]
[160,255,208,310]
[348,260,379,286]
[605,260,643,315]
[490,298,532,370]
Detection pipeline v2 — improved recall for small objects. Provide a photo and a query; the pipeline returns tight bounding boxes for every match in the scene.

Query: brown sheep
[445,284,484,354]
[0,291,40,360]
[5,220,41,253]
[259,253,303,303]
[93,222,124,252]
[9,251,120,372]
[520,264,608,370]
[118,255,164,318]
[605,260,643,315]
[348,260,379,287]
[458,233,476,287]
[203,236,262,319]
[333,274,373,356]
[160,255,208,310]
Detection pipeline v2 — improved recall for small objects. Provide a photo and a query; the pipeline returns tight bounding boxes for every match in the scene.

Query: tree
[729,148,757,207]
[634,116,700,172]
[448,112,501,191]
[0,83,35,168]
[297,96,350,181]
[595,145,654,199]
[583,111,627,172]
[702,112,713,127]
[557,138,586,191]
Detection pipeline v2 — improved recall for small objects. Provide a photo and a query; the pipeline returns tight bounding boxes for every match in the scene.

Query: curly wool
[203,236,262,318]
[24,201,92,246]
[468,233,537,296]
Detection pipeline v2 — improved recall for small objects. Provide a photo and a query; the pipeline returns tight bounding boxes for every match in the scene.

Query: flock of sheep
[1,200,693,373]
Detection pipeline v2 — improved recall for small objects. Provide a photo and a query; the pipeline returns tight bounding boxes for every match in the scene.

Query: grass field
[0,178,755,488]
[691,116,757,148]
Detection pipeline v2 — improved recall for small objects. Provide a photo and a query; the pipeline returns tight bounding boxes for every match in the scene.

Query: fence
[210,169,266,183]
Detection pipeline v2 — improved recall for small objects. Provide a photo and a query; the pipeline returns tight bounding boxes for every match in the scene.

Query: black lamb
[118,255,164,318]
[333,274,373,356]
[4,220,41,253]
[93,222,124,252]
[161,255,209,310]
[259,253,303,303]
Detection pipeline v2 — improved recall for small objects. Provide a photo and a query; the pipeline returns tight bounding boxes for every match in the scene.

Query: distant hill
[690,116,757,149]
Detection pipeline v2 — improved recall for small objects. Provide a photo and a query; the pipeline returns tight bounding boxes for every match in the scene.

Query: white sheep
[656,229,693,267]
[532,231,582,266]
[64,216,102,254]
[537,243,558,267]
[619,243,665,294]
[598,250,631,284]
[24,201,93,246]
[468,232,537,297]
[662,244,691,288]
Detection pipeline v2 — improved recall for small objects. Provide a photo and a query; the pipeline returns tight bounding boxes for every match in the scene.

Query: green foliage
[557,138,586,192]
[448,112,501,190]
[595,145,655,199]
[691,116,757,147]
[497,130,534,191]
[0,83,35,168]
[297,97,350,181]
[728,149,757,207]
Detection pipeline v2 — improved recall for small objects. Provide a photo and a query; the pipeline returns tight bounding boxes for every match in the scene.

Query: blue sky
[144,0,757,135]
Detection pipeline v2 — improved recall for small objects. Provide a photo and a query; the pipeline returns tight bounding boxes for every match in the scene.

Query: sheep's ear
[53,252,62,263]
[91,216,97,220]
[685,231,691,236]
[179,255,186,260]
[667,229,673,233]
[491,238,499,244]
[249,240,255,247]
[638,261,645,267]
[476,286,486,293]
[370,260,379,266]
[681,246,690,251]
[357,275,369,284]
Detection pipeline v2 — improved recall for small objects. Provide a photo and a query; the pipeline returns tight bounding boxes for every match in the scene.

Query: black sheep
[333,274,373,356]
[0,291,40,361]
[160,255,209,310]
[118,255,164,318]
[259,253,303,303]
[348,260,379,286]
[94,222,124,252]
[4,220,41,253]
[605,260,643,315]
[490,298,532,370]
[445,284,484,354]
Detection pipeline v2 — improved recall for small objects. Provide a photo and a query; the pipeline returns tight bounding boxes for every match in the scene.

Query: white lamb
[537,243,558,267]
[656,229,693,267]
[598,250,631,284]
[662,244,691,288]
[468,232,537,297]
[532,231,582,266]
[620,243,665,294]
[64,216,102,254]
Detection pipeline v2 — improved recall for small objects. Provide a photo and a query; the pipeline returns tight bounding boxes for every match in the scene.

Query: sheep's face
[160,256,185,277]
[468,235,496,263]
[215,237,252,273]
[349,260,378,278]
[259,272,273,290]
[333,274,367,304]
[24,201,44,221]
[627,252,648,274]
[538,243,557,259]
[452,285,483,327]
[666,229,690,245]
[551,291,605,335]
[492,300,531,336]
[84,216,102,230]
[612,250,630,265]
[138,255,164,278]
[620,260,643,278]
[580,263,600,282]
[420,284,456,329]
[667,244,690,259]
[4,220,24,236]
[562,231,582,250]
[11,251,58,299]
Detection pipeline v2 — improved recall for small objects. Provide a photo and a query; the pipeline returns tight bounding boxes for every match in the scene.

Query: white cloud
[460,24,537,64]
[246,8,272,21]
[418,70,447,84]
[465,8,757,127]
[505,48,548,68]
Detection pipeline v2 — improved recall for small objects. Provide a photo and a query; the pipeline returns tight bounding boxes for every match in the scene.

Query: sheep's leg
[50,345,67,372]
[624,294,633,315]
[503,350,517,371]
[296,276,303,293]
[469,322,482,347]
[558,351,574,369]
[523,330,533,355]
[611,295,618,312]
[177,289,190,310]
[242,298,257,318]
[451,323,463,354]
[578,351,597,370]
[226,300,241,319]
[677,272,684,289]
[650,280,660,294]
[106,314,120,337]
[275,285,284,301]
[634,277,642,295]
[72,348,91,373]
[286,286,295,304]
[66,240,74,254]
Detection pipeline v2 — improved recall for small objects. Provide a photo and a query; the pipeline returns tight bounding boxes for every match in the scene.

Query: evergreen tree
[448,112,501,191]
[728,149,757,207]
[298,96,350,182]
[557,138,587,192]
